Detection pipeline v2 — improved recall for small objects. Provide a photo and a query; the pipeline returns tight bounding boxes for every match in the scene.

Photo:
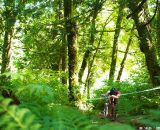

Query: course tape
[87,86,160,101]
[121,86,160,96]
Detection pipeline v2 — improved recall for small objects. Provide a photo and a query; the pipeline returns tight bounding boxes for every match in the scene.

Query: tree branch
[142,0,159,26]
[127,0,147,19]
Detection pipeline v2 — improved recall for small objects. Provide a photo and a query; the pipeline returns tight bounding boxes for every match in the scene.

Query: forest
[0,0,160,130]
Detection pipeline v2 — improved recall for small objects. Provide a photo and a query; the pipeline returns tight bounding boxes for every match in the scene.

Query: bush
[9,69,69,105]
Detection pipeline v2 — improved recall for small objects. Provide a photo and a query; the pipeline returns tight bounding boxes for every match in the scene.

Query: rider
[106,87,121,120]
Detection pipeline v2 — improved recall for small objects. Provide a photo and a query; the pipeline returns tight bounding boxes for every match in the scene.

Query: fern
[138,109,160,127]
[10,70,69,104]
[0,96,136,130]
[0,97,41,130]
[17,83,54,104]
[99,123,135,130]
[39,105,95,130]
[1,70,139,130]
[35,104,135,130]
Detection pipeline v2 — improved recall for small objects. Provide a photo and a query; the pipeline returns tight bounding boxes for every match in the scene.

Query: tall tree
[1,1,17,82]
[156,1,160,58]
[78,0,104,83]
[117,25,134,80]
[21,1,63,70]
[85,18,108,98]
[128,0,160,86]
[61,30,67,84]
[52,0,67,81]
[109,0,124,81]
[0,0,25,104]
[64,0,78,102]
[57,0,67,84]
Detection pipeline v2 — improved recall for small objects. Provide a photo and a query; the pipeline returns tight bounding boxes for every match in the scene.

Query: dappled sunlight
[0,0,160,129]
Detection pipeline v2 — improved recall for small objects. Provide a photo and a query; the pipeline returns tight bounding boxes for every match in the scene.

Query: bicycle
[101,94,118,121]
[100,94,109,118]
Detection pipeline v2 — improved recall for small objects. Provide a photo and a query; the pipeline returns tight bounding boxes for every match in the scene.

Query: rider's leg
[108,103,114,119]
[112,103,118,120]
[111,105,114,119]
[112,105,116,120]
[108,104,112,117]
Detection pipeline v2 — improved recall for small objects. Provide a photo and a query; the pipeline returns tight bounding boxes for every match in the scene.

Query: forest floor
[91,113,156,130]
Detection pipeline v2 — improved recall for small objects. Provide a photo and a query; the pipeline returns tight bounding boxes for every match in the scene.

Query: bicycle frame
[101,95,109,118]
[101,95,117,120]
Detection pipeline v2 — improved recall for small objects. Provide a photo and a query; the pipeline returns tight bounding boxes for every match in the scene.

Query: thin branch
[142,0,159,26]
[84,14,111,96]
[127,0,147,19]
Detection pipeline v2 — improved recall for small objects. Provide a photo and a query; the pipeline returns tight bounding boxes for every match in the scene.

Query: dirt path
[94,113,158,130]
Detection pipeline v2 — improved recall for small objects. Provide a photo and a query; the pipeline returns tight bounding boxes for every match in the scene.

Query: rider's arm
[111,91,121,98]
[101,91,110,97]
[111,95,119,98]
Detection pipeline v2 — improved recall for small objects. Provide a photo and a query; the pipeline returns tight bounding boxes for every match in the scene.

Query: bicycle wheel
[103,102,109,117]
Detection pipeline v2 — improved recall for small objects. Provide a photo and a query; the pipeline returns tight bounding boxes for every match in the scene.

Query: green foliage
[17,83,55,105]
[0,96,135,130]
[0,97,41,130]
[91,80,134,110]
[24,103,135,130]
[138,109,160,127]
[10,69,68,105]
[92,80,159,115]
[99,123,135,130]
[42,105,97,130]
[0,0,160,129]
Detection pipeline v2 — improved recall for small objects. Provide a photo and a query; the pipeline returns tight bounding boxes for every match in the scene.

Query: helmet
[109,87,118,95]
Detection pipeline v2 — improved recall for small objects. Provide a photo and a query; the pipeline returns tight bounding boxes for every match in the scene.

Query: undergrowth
[0,70,159,130]
[0,96,136,130]
[91,80,160,129]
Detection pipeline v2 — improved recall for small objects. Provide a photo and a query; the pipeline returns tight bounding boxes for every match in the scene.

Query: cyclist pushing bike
[102,87,121,120]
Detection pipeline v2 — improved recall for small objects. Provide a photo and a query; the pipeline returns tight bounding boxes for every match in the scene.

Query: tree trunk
[1,1,20,104]
[117,25,134,80]
[61,33,67,84]
[55,0,67,84]
[1,2,17,84]
[64,0,78,102]
[156,2,160,58]
[109,0,124,81]
[78,0,103,83]
[128,1,160,86]
[84,18,108,98]
[78,17,96,83]
[78,49,90,83]
[1,29,13,74]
